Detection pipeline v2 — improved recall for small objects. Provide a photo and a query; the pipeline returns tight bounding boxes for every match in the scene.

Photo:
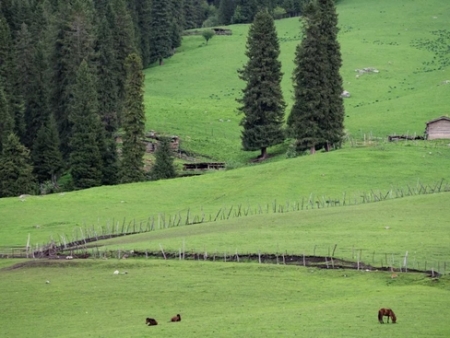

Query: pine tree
[48,0,97,159]
[0,133,36,198]
[287,1,344,154]
[183,0,196,29]
[150,137,177,180]
[15,22,45,150]
[150,0,173,65]
[68,60,103,189]
[0,82,13,152]
[95,11,120,185]
[119,53,146,183]
[32,113,64,184]
[317,0,344,150]
[131,0,152,67]
[237,10,285,160]
[110,0,136,125]
[233,0,258,23]
[170,0,184,50]
[0,11,25,142]
[218,0,236,25]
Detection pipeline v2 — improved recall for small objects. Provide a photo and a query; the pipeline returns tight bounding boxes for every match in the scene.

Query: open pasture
[0,259,449,338]
[144,0,450,162]
[1,0,450,336]
[86,191,450,271]
[1,141,450,248]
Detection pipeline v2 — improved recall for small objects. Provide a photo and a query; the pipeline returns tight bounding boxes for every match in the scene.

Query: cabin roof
[426,116,450,125]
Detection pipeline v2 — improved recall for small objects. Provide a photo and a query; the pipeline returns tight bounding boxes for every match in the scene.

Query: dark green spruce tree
[317,0,344,150]
[183,0,197,29]
[287,0,344,154]
[149,137,177,180]
[170,0,184,51]
[49,0,97,159]
[95,12,120,185]
[119,53,146,183]
[150,0,173,65]
[218,0,236,25]
[0,11,25,142]
[287,2,327,154]
[32,113,64,185]
[110,0,136,125]
[0,133,35,198]
[130,0,152,67]
[68,60,103,189]
[0,81,13,152]
[237,10,285,160]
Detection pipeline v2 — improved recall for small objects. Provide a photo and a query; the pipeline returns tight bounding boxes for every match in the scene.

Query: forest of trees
[0,0,213,197]
[0,0,342,198]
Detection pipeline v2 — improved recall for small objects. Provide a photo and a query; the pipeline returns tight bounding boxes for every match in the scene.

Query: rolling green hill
[1,1,450,337]
[144,0,450,162]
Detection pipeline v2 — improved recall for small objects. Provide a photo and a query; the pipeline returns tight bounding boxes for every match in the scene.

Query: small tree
[0,133,36,198]
[149,137,177,180]
[202,29,215,44]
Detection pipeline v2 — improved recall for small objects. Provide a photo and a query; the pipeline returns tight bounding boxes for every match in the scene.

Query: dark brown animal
[146,317,158,326]
[170,314,181,322]
[378,308,397,324]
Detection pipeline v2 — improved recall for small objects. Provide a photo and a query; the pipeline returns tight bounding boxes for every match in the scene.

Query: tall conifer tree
[110,0,136,125]
[68,60,103,189]
[119,53,146,183]
[32,113,64,185]
[237,10,285,160]
[287,1,344,153]
[49,0,96,159]
[95,12,120,185]
[317,0,344,150]
[150,0,173,65]
[218,0,236,25]
[0,82,13,152]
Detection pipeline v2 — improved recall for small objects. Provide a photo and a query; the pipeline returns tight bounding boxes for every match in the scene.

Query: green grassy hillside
[2,1,450,337]
[1,141,449,247]
[144,0,450,162]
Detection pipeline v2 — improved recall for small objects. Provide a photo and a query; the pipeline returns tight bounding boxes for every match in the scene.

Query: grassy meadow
[1,259,450,338]
[1,0,450,337]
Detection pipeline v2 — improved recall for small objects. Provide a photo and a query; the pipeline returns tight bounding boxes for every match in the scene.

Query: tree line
[238,0,344,159]
[0,0,342,198]
[0,0,210,198]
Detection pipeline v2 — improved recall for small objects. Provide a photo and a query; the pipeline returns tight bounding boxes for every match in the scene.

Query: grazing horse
[146,317,158,326]
[378,308,397,324]
[170,314,181,322]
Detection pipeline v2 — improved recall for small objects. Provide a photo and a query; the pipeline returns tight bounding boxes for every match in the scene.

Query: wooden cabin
[183,162,225,171]
[425,116,450,140]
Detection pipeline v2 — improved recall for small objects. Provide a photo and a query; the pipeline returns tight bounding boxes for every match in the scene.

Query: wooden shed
[425,116,450,140]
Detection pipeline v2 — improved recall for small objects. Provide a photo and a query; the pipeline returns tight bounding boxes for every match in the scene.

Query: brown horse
[170,314,181,322]
[378,308,397,324]
[145,317,158,326]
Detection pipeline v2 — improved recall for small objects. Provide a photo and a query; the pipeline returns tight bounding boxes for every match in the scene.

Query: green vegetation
[0,260,449,338]
[1,0,450,337]
[119,53,146,183]
[238,10,285,159]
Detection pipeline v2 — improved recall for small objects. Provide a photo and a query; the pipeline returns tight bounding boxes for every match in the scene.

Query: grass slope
[92,192,450,268]
[144,0,450,162]
[1,260,449,338]
[1,142,449,247]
